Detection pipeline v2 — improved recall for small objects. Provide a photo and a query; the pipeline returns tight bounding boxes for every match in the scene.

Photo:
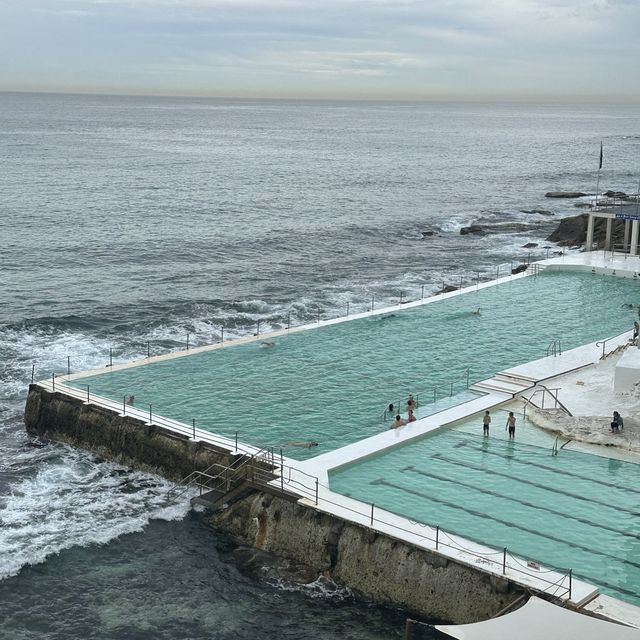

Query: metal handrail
[522,385,572,417]
[381,368,472,423]
[233,460,573,601]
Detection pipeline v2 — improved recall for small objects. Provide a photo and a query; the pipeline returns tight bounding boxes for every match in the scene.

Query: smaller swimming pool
[329,410,640,607]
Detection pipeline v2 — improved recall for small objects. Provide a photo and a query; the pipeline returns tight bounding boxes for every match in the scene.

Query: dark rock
[460,225,486,236]
[421,231,435,238]
[546,213,627,247]
[573,202,594,209]
[522,242,538,248]
[511,264,528,274]
[604,190,628,199]
[435,285,459,295]
[521,209,553,216]
[544,191,587,198]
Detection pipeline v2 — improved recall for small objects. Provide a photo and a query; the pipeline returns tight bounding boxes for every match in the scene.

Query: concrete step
[191,481,257,511]
[471,377,535,395]
[493,374,536,389]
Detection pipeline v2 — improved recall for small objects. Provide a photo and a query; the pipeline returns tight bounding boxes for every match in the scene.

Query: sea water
[2,92,640,638]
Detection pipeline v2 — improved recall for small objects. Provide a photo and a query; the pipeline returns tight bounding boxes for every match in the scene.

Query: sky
[0,0,639,100]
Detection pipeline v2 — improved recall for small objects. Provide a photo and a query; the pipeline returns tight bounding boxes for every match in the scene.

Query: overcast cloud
[0,0,638,99]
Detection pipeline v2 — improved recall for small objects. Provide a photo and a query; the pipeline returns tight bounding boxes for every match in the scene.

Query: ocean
[1,92,639,639]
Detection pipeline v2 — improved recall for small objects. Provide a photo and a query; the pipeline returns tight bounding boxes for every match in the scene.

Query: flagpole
[595,141,603,209]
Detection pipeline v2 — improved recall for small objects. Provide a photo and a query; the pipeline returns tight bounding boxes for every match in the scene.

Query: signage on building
[615,213,640,220]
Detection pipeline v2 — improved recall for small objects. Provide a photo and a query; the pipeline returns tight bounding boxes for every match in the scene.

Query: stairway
[470,372,537,396]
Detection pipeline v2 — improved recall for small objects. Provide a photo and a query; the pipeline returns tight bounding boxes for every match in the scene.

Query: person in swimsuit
[407,409,417,423]
[506,411,516,439]
[483,410,491,436]
[390,414,407,429]
[406,394,417,413]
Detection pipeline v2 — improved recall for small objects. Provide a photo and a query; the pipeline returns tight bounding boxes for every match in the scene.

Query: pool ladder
[545,339,562,357]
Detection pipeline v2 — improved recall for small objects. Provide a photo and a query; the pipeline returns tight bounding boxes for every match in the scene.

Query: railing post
[370,503,374,526]
[477,271,480,289]
[466,367,470,389]
[147,341,150,358]
[109,347,113,368]
[450,381,453,396]
[371,294,375,312]
[235,431,238,452]
[123,396,126,415]
[459,275,463,292]
[256,320,261,336]
[287,311,291,330]
[67,356,70,376]
[280,448,284,493]
[31,364,35,384]
[52,373,55,392]
[433,388,437,402]
[315,478,319,505]
[399,291,404,305]
[421,284,424,300]
[186,333,190,351]
[317,308,320,323]
[86,385,90,402]
[496,265,499,280]
[192,418,196,441]
[436,526,439,550]
[442,280,445,296]
[149,404,152,424]
[569,568,572,600]
[221,326,225,343]
[346,302,350,317]
[503,547,507,574]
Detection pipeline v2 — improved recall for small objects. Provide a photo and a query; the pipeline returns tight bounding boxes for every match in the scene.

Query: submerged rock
[522,242,538,248]
[459,225,486,236]
[545,191,587,198]
[421,230,435,238]
[511,264,528,274]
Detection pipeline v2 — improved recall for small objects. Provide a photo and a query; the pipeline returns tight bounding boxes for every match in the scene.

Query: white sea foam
[268,575,354,601]
[0,445,190,580]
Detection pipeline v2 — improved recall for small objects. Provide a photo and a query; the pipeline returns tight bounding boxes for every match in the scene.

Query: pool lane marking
[430,454,640,517]
[403,466,639,539]
[371,478,640,571]
[447,432,640,495]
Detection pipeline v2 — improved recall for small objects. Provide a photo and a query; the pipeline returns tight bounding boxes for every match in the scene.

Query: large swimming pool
[68,271,639,459]
[329,411,640,606]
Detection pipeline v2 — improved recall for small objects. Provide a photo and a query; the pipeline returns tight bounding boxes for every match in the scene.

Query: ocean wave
[0,444,190,581]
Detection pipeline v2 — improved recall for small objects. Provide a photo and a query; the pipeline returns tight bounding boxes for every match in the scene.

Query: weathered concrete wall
[25,386,525,623]
[211,492,524,623]
[24,385,233,481]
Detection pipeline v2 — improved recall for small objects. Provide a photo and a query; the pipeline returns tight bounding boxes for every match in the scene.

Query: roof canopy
[435,597,639,640]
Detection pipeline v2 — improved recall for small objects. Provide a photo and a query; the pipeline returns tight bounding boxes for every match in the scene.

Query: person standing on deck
[506,411,516,439]
[483,410,491,436]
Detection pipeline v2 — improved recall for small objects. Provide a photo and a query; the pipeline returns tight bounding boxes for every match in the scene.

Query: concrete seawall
[24,385,234,481]
[211,492,523,623]
[24,384,528,623]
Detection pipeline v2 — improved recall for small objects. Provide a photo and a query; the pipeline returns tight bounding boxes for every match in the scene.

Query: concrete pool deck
[29,250,640,627]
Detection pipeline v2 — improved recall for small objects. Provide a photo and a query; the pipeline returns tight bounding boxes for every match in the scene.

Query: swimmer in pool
[259,341,275,349]
[470,308,481,316]
[285,441,319,448]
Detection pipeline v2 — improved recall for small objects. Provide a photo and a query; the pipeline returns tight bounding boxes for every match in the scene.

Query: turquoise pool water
[68,271,639,459]
[330,411,640,606]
